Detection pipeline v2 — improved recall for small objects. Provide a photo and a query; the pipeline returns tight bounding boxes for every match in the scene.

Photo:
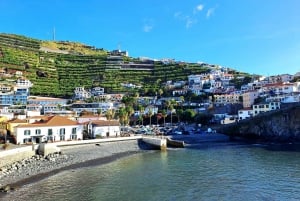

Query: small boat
[166,138,185,148]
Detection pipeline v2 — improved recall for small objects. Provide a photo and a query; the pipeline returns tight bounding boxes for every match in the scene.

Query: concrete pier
[142,137,167,150]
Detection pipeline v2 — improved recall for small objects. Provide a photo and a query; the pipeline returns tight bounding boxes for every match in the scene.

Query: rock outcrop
[217,103,300,143]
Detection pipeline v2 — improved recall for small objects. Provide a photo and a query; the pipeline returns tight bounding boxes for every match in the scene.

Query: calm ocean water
[4,142,300,201]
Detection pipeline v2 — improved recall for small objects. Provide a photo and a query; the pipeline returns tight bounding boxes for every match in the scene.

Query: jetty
[142,137,167,150]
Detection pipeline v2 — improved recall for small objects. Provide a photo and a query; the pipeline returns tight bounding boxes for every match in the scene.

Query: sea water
[4,142,300,201]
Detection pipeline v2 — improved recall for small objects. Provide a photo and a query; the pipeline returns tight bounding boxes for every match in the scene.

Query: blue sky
[0,0,299,76]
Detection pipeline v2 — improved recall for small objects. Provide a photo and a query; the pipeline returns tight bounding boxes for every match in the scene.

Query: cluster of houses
[164,67,300,124]
[0,79,125,144]
[0,64,299,145]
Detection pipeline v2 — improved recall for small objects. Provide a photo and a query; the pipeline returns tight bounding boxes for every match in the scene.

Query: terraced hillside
[0,33,210,97]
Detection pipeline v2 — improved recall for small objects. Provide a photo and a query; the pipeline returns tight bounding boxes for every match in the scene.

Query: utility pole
[53,27,56,41]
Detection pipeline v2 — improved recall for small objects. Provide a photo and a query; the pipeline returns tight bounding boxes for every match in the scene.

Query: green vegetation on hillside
[0,33,212,97]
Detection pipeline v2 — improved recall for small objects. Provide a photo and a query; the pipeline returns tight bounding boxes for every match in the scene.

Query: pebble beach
[0,140,148,193]
[0,133,229,196]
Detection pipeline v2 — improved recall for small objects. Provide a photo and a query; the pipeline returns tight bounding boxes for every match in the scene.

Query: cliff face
[217,103,300,142]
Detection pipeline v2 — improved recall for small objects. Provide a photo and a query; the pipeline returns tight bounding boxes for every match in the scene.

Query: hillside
[0,33,212,97]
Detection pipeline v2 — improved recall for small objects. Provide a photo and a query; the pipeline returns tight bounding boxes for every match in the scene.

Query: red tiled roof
[17,115,78,128]
[90,120,120,126]
[7,119,27,123]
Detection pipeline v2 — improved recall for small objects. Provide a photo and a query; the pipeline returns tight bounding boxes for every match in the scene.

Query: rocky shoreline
[0,140,149,194]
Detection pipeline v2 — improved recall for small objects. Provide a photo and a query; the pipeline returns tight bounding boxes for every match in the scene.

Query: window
[35,129,41,135]
[72,127,77,134]
[60,134,65,141]
[71,134,77,140]
[60,128,65,135]
[48,129,53,136]
[24,130,31,135]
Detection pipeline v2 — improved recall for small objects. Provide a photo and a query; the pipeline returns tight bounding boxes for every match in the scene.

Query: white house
[238,108,253,120]
[221,115,238,124]
[261,83,295,95]
[188,75,202,84]
[252,102,281,116]
[74,87,91,100]
[87,120,120,138]
[14,115,83,144]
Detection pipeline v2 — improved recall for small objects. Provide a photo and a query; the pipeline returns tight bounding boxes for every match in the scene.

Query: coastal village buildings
[0,63,299,141]
[252,102,281,116]
[27,96,68,114]
[242,90,259,108]
[213,93,242,105]
[71,102,114,115]
[14,115,83,144]
[87,120,120,138]
[238,108,253,120]
[0,78,32,106]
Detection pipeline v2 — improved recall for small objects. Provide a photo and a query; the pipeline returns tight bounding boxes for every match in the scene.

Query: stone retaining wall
[0,146,36,168]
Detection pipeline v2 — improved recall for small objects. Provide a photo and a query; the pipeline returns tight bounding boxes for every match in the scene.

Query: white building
[14,115,83,144]
[91,87,105,96]
[261,83,295,95]
[188,75,202,84]
[266,94,300,103]
[74,87,91,100]
[221,115,238,124]
[238,108,253,120]
[87,120,120,138]
[252,102,281,116]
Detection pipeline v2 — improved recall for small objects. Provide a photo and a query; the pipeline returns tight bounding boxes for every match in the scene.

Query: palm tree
[161,110,167,127]
[125,106,134,125]
[166,99,176,126]
[148,109,153,126]
[138,114,143,126]
[176,109,184,123]
[118,107,127,126]
[138,105,144,126]
[105,109,115,137]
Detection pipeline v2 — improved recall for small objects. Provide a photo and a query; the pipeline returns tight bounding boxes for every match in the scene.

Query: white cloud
[174,11,183,19]
[206,8,215,18]
[143,24,153,32]
[174,12,197,28]
[196,4,204,11]
[185,17,197,28]
[142,19,154,33]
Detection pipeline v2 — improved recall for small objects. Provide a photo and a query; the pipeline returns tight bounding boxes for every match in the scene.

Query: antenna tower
[53,27,56,41]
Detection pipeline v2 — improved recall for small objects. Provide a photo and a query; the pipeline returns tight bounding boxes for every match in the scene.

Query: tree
[118,107,127,126]
[125,106,134,125]
[157,88,164,97]
[137,105,145,126]
[138,114,144,126]
[148,110,153,126]
[183,109,196,123]
[161,110,167,127]
[165,99,177,126]
[97,108,102,117]
[105,109,115,136]
[176,109,184,123]
[195,113,213,125]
